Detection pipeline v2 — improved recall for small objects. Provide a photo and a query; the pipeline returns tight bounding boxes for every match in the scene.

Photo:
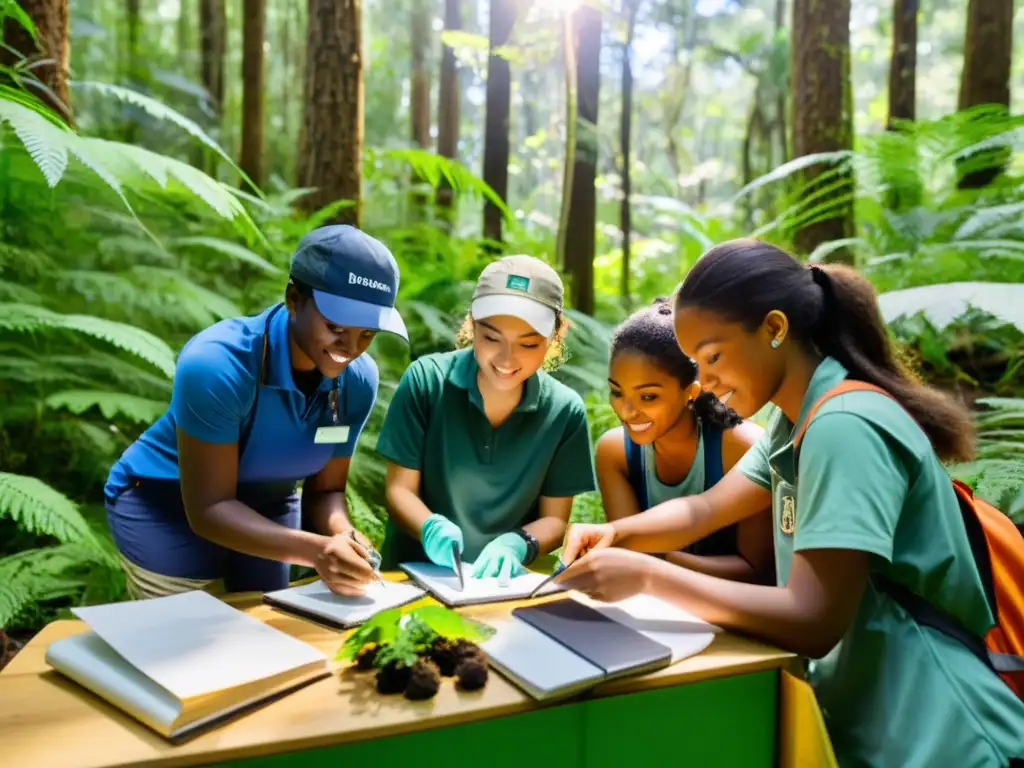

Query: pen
[350,530,386,586]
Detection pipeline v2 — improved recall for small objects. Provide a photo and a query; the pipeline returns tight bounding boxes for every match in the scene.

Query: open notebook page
[71,590,327,701]
[264,578,425,625]
[400,562,563,605]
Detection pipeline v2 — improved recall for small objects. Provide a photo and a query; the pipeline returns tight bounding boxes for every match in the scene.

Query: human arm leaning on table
[556,413,905,661]
[174,340,375,595]
[377,359,464,569]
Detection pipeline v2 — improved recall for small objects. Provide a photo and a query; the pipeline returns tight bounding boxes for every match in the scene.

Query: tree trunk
[199,0,227,114]
[619,0,639,308]
[0,0,71,123]
[410,0,431,150]
[240,0,266,190]
[887,0,917,127]
[774,0,788,165]
[956,0,1013,189]
[436,0,461,209]
[482,0,515,244]
[298,0,364,226]
[563,3,601,316]
[791,0,853,262]
[198,0,226,172]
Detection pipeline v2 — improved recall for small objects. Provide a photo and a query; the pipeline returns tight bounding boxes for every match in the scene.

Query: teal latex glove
[471,532,528,585]
[421,514,464,569]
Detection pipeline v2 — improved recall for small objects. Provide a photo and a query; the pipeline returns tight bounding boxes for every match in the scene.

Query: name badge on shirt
[314,426,350,444]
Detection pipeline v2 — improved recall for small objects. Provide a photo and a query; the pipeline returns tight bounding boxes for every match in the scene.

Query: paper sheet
[400,561,563,605]
[71,590,327,701]
[264,578,425,626]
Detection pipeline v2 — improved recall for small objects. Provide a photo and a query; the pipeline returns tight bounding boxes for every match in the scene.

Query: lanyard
[258,305,345,425]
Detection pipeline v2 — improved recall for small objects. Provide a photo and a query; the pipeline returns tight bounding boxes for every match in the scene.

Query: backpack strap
[700,419,725,490]
[623,430,649,512]
[792,379,891,450]
[792,379,1021,679]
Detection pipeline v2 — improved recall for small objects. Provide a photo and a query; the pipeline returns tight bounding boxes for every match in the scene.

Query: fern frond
[0,580,33,630]
[0,472,97,545]
[48,352,173,396]
[0,303,176,376]
[0,278,40,302]
[171,236,282,275]
[71,80,255,190]
[0,95,70,186]
[45,390,167,424]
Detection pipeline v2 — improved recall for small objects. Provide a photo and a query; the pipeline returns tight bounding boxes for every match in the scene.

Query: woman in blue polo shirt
[557,240,1024,767]
[104,225,409,600]
[375,255,597,583]
[596,298,772,583]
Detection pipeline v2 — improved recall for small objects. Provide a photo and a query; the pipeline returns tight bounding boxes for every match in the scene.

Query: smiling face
[287,285,376,379]
[672,306,786,420]
[608,351,698,446]
[472,315,550,392]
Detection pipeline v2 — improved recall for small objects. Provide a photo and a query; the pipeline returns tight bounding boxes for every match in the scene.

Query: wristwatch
[513,528,539,566]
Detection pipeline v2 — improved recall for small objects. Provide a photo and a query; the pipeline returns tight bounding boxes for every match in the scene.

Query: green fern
[0,303,176,376]
[0,473,99,547]
[948,397,1024,524]
[70,80,255,191]
[44,390,168,425]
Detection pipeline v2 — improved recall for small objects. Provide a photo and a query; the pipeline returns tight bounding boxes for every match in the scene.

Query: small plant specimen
[336,605,495,701]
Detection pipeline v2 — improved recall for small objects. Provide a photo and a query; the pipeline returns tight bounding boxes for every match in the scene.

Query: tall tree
[199,0,226,114]
[240,0,267,190]
[791,0,853,262]
[0,0,71,122]
[887,0,917,127]
[957,0,1013,189]
[197,0,226,172]
[619,0,640,307]
[298,0,364,226]
[563,3,601,315]
[436,0,462,210]
[482,0,515,244]
[410,0,431,150]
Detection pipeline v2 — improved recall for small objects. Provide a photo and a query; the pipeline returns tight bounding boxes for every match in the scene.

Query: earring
[770,338,781,349]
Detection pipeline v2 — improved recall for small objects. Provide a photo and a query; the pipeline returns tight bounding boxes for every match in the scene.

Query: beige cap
[471,255,564,337]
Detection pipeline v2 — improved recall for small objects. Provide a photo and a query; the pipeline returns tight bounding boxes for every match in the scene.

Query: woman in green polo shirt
[556,240,1024,767]
[376,255,596,583]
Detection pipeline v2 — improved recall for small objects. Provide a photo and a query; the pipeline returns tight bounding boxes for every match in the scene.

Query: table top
[0,577,797,768]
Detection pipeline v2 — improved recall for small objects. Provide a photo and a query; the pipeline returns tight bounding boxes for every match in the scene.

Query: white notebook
[263,578,426,628]
[479,593,720,701]
[44,591,330,741]
[399,561,563,607]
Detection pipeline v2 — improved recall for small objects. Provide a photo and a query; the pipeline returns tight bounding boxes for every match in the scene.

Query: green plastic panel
[221,670,777,768]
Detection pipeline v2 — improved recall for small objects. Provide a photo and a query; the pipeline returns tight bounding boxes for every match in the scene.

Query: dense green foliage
[1,2,1022,638]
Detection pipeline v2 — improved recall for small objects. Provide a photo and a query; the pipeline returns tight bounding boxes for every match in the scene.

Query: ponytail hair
[676,239,975,462]
[610,297,742,431]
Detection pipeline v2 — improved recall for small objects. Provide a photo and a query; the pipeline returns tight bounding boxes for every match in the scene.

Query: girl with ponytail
[595,298,774,584]
[559,240,1024,768]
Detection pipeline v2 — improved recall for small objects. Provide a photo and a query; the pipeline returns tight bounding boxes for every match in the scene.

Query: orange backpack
[793,380,1024,700]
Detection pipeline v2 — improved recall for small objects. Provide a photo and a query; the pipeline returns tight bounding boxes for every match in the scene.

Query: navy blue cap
[289,225,408,341]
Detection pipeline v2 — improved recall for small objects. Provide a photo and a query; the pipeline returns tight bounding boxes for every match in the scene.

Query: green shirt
[376,348,597,566]
[738,356,1024,767]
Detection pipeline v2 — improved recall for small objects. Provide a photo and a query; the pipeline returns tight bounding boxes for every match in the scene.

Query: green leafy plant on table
[336,605,495,701]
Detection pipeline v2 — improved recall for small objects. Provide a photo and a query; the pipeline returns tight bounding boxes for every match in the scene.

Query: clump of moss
[376,659,412,695]
[354,643,380,671]
[404,659,442,700]
[450,638,485,663]
[428,637,461,677]
[455,657,488,691]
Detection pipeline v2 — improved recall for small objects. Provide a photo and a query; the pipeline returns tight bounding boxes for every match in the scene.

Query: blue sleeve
[333,355,379,458]
[169,340,253,444]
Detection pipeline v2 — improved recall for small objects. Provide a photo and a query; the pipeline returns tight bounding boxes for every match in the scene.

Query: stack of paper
[479,593,720,701]
[45,591,330,741]
[399,561,563,607]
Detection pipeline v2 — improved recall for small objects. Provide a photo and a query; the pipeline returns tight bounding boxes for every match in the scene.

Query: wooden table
[0,579,803,768]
